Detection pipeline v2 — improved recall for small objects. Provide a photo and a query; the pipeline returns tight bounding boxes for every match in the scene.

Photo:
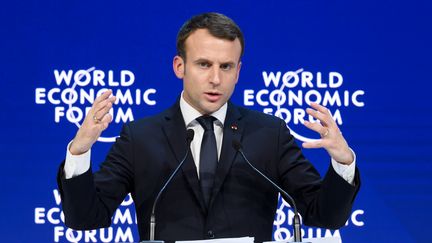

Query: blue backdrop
[1,0,431,242]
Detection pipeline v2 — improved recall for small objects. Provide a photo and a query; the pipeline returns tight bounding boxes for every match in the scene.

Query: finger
[306,108,330,127]
[100,112,113,123]
[303,121,328,136]
[94,89,113,104]
[92,90,114,111]
[95,100,114,119]
[93,96,116,118]
[94,95,116,112]
[91,113,112,132]
[97,109,113,125]
[99,114,113,131]
[302,140,324,149]
[303,121,329,137]
[310,102,329,114]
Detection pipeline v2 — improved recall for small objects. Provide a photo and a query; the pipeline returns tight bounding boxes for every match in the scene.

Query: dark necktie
[196,116,218,207]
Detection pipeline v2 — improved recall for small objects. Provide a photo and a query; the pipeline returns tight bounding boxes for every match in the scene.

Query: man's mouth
[204,92,222,101]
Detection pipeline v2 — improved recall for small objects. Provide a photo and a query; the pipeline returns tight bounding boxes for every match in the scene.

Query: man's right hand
[69,90,117,155]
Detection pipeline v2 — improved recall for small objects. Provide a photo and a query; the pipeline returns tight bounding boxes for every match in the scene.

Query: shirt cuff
[64,140,91,179]
[331,148,356,185]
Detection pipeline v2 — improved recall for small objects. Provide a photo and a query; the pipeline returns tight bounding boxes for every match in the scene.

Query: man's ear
[173,55,185,79]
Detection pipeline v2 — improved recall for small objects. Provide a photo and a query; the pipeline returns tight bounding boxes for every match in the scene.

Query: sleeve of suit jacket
[57,123,134,230]
[276,118,360,229]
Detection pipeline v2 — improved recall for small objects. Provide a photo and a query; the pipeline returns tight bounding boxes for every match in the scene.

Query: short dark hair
[176,12,244,61]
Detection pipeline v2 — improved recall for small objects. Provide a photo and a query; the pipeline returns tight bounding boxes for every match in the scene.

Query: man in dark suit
[58,13,360,242]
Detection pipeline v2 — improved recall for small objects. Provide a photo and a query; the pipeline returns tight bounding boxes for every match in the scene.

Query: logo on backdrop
[243,68,365,142]
[35,189,138,242]
[273,195,365,241]
[35,67,157,142]
[243,68,366,240]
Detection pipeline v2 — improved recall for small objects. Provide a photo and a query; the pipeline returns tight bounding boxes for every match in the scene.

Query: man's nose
[210,67,221,85]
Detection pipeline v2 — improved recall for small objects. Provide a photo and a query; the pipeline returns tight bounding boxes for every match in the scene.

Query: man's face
[173,29,242,115]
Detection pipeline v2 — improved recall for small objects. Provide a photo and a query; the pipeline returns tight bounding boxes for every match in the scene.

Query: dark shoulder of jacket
[235,104,284,129]
[122,106,173,131]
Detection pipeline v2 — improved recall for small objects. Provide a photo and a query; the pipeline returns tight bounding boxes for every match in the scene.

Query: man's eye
[199,62,211,68]
[220,64,232,70]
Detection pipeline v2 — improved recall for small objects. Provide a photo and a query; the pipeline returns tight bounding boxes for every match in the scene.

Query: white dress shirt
[179,93,226,177]
[64,93,356,184]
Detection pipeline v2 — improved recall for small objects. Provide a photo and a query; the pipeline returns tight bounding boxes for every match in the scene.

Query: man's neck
[179,91,227,126]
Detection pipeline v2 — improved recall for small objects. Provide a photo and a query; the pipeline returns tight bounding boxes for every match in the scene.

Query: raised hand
[69,90,116,155]
[301,102,354,165]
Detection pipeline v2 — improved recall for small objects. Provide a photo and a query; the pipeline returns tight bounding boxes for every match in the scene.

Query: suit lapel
[210,102,244,207]
[162,101,207,214]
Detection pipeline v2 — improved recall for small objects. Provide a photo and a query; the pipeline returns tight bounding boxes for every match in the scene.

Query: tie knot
[196,116,215,131]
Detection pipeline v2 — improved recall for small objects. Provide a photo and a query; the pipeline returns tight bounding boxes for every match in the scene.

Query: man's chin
[200,102,224,115]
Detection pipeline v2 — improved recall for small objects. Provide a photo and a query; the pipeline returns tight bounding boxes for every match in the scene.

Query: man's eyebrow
[220,61,236,66]
[192,59,237,66]
[193,58,212,64]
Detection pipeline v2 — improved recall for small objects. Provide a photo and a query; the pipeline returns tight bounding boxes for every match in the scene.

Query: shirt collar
[179,91,227,127]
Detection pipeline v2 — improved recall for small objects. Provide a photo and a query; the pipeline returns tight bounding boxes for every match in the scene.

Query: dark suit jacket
[57,101,360,243]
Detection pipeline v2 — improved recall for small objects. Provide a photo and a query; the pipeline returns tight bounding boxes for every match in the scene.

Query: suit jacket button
[207,230,215,238]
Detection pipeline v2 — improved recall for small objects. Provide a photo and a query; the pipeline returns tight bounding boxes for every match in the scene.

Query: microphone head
[232,140,242,151]
[186,129,195,142]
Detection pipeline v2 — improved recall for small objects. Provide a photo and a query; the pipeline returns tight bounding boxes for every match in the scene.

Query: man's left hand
[302,102,354,165]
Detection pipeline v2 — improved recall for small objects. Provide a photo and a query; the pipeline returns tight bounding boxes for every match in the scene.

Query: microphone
[142,129,195,243]
[232,140,304,242]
